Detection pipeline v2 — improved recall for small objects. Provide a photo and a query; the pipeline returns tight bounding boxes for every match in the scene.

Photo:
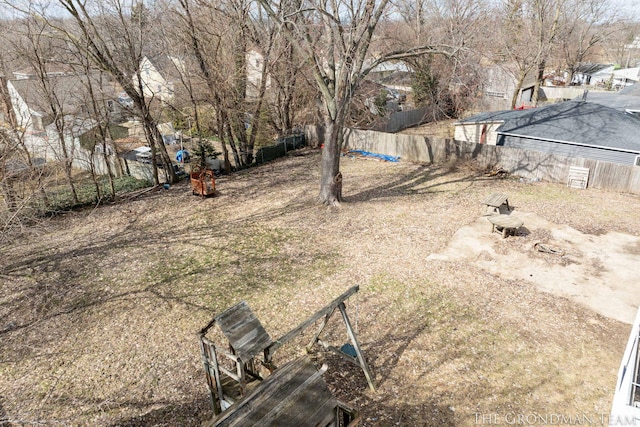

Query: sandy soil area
[429,210,640,324]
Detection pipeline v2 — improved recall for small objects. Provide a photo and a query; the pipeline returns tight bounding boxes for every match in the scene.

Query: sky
[1,0,640,28]
[612,0,640,20]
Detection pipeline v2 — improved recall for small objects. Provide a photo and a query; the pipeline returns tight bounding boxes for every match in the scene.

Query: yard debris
[534,242,565,256]
[484,166,509,178]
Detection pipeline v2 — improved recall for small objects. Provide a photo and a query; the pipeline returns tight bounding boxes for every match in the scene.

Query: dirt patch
[0,149,638,426]
[428,210,640,324]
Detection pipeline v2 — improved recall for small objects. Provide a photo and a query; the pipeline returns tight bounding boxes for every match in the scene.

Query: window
[634,156,640,166]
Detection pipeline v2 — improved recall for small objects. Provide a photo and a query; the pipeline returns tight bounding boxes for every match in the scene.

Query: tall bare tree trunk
[318,122,342,204]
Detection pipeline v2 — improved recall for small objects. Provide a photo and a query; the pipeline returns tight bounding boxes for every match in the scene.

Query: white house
[7,72,124,134]
[609,307,640,427]
[137,55,184,103]
[7,80,43,132]
[246,48,271,98]
[612,67,640,88]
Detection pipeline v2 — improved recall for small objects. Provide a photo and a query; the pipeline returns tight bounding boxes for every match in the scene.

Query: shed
[455,101,640,166]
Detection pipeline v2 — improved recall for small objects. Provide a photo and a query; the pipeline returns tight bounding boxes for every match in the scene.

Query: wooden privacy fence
[309,126,640,195]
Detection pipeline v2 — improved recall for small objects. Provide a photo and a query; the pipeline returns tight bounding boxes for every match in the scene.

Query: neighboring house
[367,62,413,107]
[157,122,177,145]
[138,55,184,103]
[6,71,126,165]
[7,72,124,133]
[246,48,271,99]
[480,64,539,110]
[24,115,98,161]
[612,67,640,87]
[7,79,45,132]
[368,61,411,81]
[378,70,413,95]
[455,100,640,166]
[572,64,639,89]
[571,63,615,86]
[12,63,75,80]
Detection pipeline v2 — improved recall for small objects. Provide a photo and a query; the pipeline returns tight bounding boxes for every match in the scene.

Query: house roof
[613,67,640,82]
[457,108,533,124]
[145,55,184,81]
[574,63,613,75]
[459,101,640,152]
[47,116,98,136]
[576,92,640,112]
[619,84,640,96]
[10,73,120,116]
[12,63,77,80]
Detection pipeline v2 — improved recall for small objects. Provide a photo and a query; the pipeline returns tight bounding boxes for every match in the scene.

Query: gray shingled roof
[497,101,640,152]
[574,63,612,75]
[457,108,533,124]
[618,84,640,96]
[147,55,183,81]
[459,101,640,152]
[10,74,120,116]
[577,92,640,112]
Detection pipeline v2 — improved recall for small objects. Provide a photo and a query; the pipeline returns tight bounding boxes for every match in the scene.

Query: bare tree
[496,0,544,109]
[170,0,273,170]
[71,48,121,200]
[496,0,615,107]
[0,126,49,239]
[39,0,178,185]
[15,17,80,204]
[557,1,620,84]
[402,0,485,120]
[257,0,458,205]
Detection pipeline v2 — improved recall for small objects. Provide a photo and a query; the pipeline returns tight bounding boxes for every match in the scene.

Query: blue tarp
[347,150,400,162]
[176,150,190,162]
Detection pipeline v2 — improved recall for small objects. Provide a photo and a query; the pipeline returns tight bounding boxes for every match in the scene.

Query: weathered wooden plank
[266,285,359,356]
[210,357,337,427]
[482,193,508,208]
[306,309,336,352]
[248,368,335,426]
[215,301,252,326]
[214,301,273,361]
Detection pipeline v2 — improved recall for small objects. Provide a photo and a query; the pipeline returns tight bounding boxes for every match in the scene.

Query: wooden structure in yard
[199,301,273,413]
[204,356,360,427]
[487,214,524,238]
[199,285,374,416]
[481,192,510,215]
[610,307,640,424]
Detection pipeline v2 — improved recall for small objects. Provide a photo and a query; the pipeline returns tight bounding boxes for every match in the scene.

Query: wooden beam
[306,308,336,352]
[265,285,359,358]
[338,302,376,392]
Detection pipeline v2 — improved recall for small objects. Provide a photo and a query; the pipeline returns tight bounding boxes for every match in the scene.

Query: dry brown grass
[1,148,638,426]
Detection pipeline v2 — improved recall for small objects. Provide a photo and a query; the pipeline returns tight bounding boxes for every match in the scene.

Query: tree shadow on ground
[107,395,212,427]
[343,161,486,204]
